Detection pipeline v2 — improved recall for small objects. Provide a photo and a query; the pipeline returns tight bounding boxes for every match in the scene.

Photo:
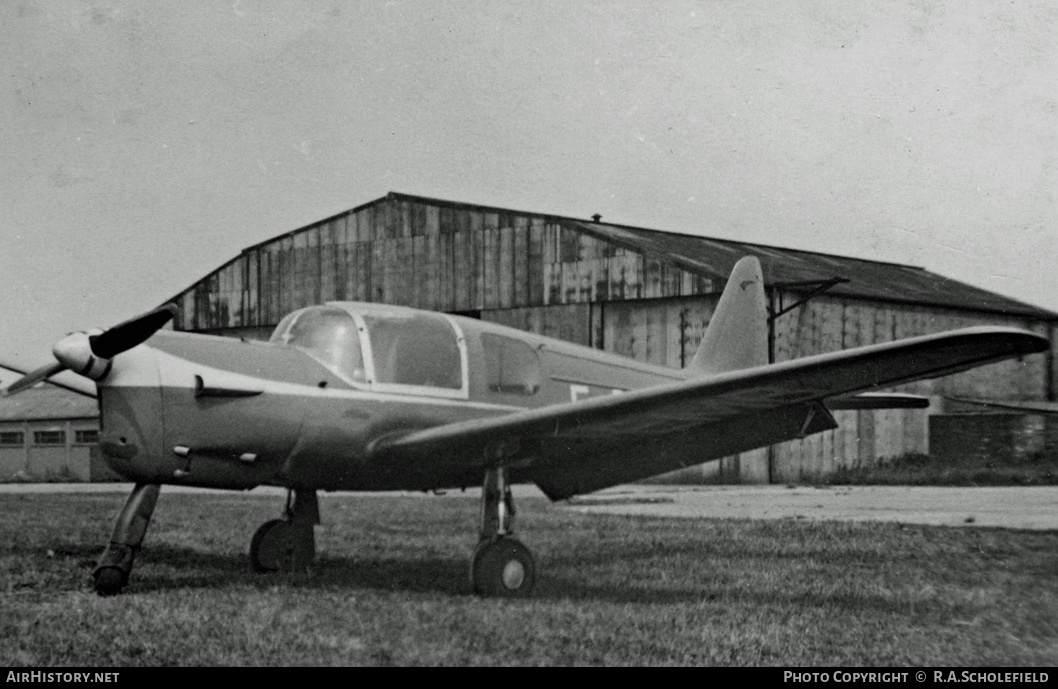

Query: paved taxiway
[564,484,1058,530]
[2,482,1056,530]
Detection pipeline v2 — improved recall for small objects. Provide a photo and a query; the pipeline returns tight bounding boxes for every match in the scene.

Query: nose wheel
[470,467,536,597]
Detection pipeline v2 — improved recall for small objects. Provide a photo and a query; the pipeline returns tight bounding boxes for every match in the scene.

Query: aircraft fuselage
[98,303,685,492]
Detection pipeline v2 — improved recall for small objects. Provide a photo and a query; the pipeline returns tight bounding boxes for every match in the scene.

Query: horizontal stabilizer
[826,393,930,410]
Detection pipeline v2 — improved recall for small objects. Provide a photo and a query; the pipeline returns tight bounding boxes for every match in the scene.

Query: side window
[483,334,542,396]
[364,313,463,390]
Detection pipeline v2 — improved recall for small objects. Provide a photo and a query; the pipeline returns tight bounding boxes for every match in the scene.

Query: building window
[33,431,66,446]
[0,432,24,447]
[74,430,99,444]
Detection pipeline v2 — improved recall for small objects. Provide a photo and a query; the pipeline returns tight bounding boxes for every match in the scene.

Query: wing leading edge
[369,326,1047,499]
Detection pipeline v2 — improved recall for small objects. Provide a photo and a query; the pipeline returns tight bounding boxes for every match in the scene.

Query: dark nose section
[98,385,168,482]
[96,341,171,483]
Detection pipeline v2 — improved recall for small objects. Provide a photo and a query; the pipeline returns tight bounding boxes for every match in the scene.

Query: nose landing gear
[92,483,161,596]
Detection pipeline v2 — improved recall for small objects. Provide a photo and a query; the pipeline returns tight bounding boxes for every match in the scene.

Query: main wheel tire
[471,537,535,597]
[250,519,316,573]
[93,566,128,596]
[249,519,292,572]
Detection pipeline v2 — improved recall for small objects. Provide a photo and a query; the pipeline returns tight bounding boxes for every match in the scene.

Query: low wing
[370,327,1046,500]
[0,359,98,398]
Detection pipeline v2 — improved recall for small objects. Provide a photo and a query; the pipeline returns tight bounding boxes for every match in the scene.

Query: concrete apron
[563,484,1058,531]
[2,483,1056,531]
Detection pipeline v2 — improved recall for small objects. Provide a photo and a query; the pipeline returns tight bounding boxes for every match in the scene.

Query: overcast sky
[2,1,1056,375]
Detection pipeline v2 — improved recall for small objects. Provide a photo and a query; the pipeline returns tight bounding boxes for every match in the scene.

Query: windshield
[269,305,464,392]
[269,306,365,383]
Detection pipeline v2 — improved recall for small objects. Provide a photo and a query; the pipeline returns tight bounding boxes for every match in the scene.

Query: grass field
[1,490,1056,666]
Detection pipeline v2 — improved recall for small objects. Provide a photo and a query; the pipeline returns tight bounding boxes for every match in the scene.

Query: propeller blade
[3,304,177,397]
[3,361,67,396]
[88,304,178,359]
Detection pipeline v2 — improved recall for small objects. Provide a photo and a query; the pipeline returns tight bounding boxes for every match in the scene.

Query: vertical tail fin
[687,256,769,376]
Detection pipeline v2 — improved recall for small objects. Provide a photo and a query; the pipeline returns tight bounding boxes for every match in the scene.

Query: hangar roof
[194,191,1056,322]
[387,193,1058,320]
[566,219,1055,318]
[0,384,98,422]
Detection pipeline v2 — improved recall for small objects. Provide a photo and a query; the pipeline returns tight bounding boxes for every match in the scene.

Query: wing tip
[1016,331,1050,355]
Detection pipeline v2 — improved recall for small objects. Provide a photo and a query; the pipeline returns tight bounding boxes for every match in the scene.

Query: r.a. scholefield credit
[784,670,1051,684]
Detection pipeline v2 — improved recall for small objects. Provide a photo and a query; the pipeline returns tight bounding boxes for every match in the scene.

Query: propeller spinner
[3,304,177,396]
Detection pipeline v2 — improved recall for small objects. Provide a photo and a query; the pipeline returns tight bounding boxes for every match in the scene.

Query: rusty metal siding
[766,294,1052,481]
[170,196,720,332]
[481,304,592,348]
[168,192,1057,336]
[599,297,719,368]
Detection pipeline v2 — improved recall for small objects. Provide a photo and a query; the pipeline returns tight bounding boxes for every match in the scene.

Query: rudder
[687,256,769,376]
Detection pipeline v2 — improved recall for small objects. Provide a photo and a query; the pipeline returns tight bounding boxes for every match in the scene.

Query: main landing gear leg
[249,488,319,573]
[92,483,161,596]
[470,467,535,597]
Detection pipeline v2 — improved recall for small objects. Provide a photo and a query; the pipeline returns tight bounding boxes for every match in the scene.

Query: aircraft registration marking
[568,383,625,402]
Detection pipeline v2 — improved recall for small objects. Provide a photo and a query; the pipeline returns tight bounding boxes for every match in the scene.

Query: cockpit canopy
[269,305,465,393]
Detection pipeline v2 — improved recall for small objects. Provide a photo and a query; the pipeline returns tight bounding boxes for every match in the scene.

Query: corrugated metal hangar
[162,192,1058,484]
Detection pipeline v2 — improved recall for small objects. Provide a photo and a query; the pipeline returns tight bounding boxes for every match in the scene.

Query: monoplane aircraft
[1,257,1047,596]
